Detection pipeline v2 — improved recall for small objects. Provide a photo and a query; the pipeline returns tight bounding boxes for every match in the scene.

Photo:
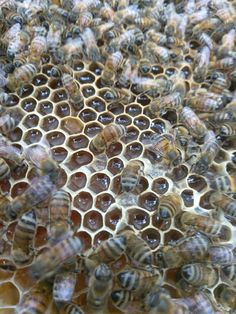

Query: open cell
[139,192,159,212]
[95,193,115,212]
[67,172,87,192]
[89,173,110,193]
[73,192,93,212]
[128,208,150,230]
[83,210,103,232]
[141,228,160,250]
[105,207,122,230]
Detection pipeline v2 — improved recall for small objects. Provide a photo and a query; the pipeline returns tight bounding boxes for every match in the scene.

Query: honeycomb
[0,0,236,313]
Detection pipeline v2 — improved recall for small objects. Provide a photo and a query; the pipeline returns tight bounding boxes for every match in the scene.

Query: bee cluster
[0,0,236,313]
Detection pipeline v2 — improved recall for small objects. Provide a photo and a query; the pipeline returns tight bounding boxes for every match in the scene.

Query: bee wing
[24,137,52,168]
[0,114,9,126]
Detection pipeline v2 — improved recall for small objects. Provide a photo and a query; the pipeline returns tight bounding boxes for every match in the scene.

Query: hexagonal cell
[34,226,48,248]
[87,97,105,112]
[23,114,39,129]
[17,84,34,98]
[122,126,139,144]
[40,115,59,131]
[67,151,93,170]
[6,222,17,241]
[136,94,151,106]
[128,208,150,230]
[71,210,81,229]
[51,88,68,103]
[21,97,37,112]
[187,175,207,192]
[34,86,50,100]
[93,230,112,247]
[151,64,164,75]
[0,282,19,306]
[46,131,66,146]
[71,60,84,71]
[115,114,132,127]
[106,142,123,158]
[125,103,142,117]
[23,129,42,144]
[42,64,54,76]
[180,65,192,79]
[75,71,95,84]
[152,177,169,195]
[88,62,103,75]
[82,85,95,97]
[133,115,150,130]
[165,67,177,77]
[95,193,115,212]
[7,94,19,107]
[83,210,103,232]
[163,229,184,245]
[37,101,53,115]
[161,110,178,125]
[60,117,83,135]
[75,232,92,251]
[7,127,23,142]
[89,173,110,194]
[54,102,71,118]
[141,228,160,250]
[152,212,171,231]
[48,77,63,89]
[181,189,194,207]
[79,108,97,123]
[167,165,188,182]
[107,102,124,115]
[67,134,89,150]
[51,147,68,163]
[73,191,93,212]
[107,158,124,175]
[98,112,114,125]
[56,168,68,189]
[111,175,121,195]
[150,119,166,133]
[14,266,35,291]
[138,192,159,212]
[67,172,87,192]
[32,74,48,86]
[105,207,122,231]
[84,122,102,137]
[11,181,29,198]
[189,40,200,49]
[124,142,143,160]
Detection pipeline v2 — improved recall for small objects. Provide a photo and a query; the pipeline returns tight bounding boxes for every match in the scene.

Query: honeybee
[210,192,236,222]
[207,108,236,124]
[7,30,30,59]
[2,8,23,26]
[118,57,136,88]
[209,175,236,194]
[156,232,210,269]
[87,263,112,311]
[81,27,101,62]
[186,95,224,113]
[208,244,236,265]
[111,290,133,312]
[192,18,221,34]
[146,29,168,45]
[158,193,183,220]
[210,57,235,70]
[217,29,236,58]
[146,133,182,167]
[7,63,38,91]
[219,122,236,137]
[221,265,236,286]
[193,46,210,82]
[12,210,36,265]
[59,37,84,63]
[28,35,47,64]
[103,87,133,104]
[99,2,115,20]
[16,280,52,314]
[0,157,10,180]
[192,130,221,174]
[53,272,77,304]
[87,234,126,264]
[180,107,208,139]
[94,21,115,40]
[48,189,72,243]
[181,263,218,288]
[0,134,24,166]
[61,303,85,314]
[0,113,18,134]
[29,236,83,280]
[177,211,231,240]
[90,123,126,154]
[217,285,236,310]
[46,19,63,53]
[133,76,173,98]
[215,5,236,25]
[121,160,143,193]
[101,51,123,86]
[2,22,21,44]
[117,268,162,296]
[62,73,84,111]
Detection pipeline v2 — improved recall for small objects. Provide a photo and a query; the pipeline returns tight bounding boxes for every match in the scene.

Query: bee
[180,107,208,139]
[217,286,236,310]
[62,73,84,111]
[13,51,28,68]
[28,35,47,64]
[87,263,112,311]
[77,10,93,29]
[192,130,221,174]
[12,210,36,265]
[0,157,10,180]
[186,95,224,113]
[53,272,77,304]
[61,303,85,314]
[138,58,151,74]
[208,244,236,265]
[29,236,83,280]
[47,19,64,54]
[121,160,143,193]
[87,234,126,264]
[219,122,236,137]
[90,123,126,154]
[117,268,162,296]
[0,113,18,134]
[111,290,133,312]
[158,193,183,220]
[48,189,72,243]
[207,108,236,124]
[210,57,235,71]
[16,280,52,314]
[181,263,218,288]
[119,27,144,50]
[173,125,190,149]
[146,29,168,45]
[215,5,236,25]
[7,63,38,91]
[59,37,84,63]
[133,77,173,98]
[99,2,115,20]
[146,133,182,167]
[101,51,123,86]
[7,30,30,59]
[2,22,21,44]
[156,232,210,269]
[193,46,210,82]
[118,57,136,88]
[0,134,24,166]
[195,32,214,50]
[221,265,236,286]
[192,18,221,34]
[144,41,171,64]
[81,27,101,62]
[178,291,217,314]
[94,21,115,40]
[2,8,23,26]
[209,175,236,194]
[210,192,236,221]
[217,29,236,58]
[177,211,231,240]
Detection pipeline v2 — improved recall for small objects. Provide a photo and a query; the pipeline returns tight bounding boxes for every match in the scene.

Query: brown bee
[7,30,30,59]
[7,63,38,91]
[121,160,143,193]
[146,29,168,45]
[101,51,123,86]
[81,27,101,62]
[62,73,84,111]
[218,29,236,58]
[61,303,85,314]
[145,41,171,64]
[0,113,18,134]
[210,57,235,71]
[193,46,210,82]
[209,175,236,194]
[53,272,77,305]
[192,18,221,34]
[102,87,133,104]
[46,19,63,53]
[29,35,47,64]
[0,157,10,180]
[158,193,183,220]
[210,192,236,222]
[208,244,236,265]
[0,134,24,167]
[219,122,236,137]
[134,76,173,98]
[138,58,152,74]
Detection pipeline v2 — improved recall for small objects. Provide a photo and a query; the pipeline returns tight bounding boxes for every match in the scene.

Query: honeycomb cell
[6,222,17,241]
[139,192,159,212]
[37,101,53,115]
[23,128,42,144]
[123,126,139,144]
[124,142,143,159]
[115,114,132,127]
[107,102,124,115]
[89,173,110,194]
[41,53,50,64]
[40,115,59,131]
[60,116,83,134]
[98,112,114,125]
[95,193,115,212]
[136,94,151,106]
[110,175,121,195]
[141,228,160,250]
[18,84,34,98]
[106,142,123,158]
[22,114,39,128]
[0,282,19,306]
[71,210,82,229]
[128,208,150,230]
[7,94,19,107]
[67,172,87,192]
[139,130,155,144]
[163,230,184,245]
[152,177,169,195]
[54,102,71,117]
[83,210,103,232]
[56,168,68,188]
[52,88,68,102]
[150,119,166,133]
[151,64,164,75]
[73,191,93,212]
[181,65,192,79]
[165,67,177,77]
[67,151,93,170]
[189,40,200,49]
[84,122,102,137]
[11,181,29,198]
[152,213,171,231]
[75,232,92,251]
[34,226,48,248]
[21,97,37,112]
[88,62,103,75]
[94,230,112,247]
[48,77,63,89]
[105,207,122,231]
[134,115,150,130]
[181,189,194,207]
[161,110,177,125]
[32,74,48,86]
[76,71,95,84]
[137,177,149,193]
[199,191,214,209]
[51,147,68,163]
[79,108,97,123]
[167,165,188,182]
[125,104,142,117]
[34,86,50,100]
[67,134,89,150]
[82,85,95,97]
[107,158,124,175]
[87,97,105,112]
[46,131,66,146]
[71,60,84,71]
[187,175,207,192]
[42,64,54,76]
